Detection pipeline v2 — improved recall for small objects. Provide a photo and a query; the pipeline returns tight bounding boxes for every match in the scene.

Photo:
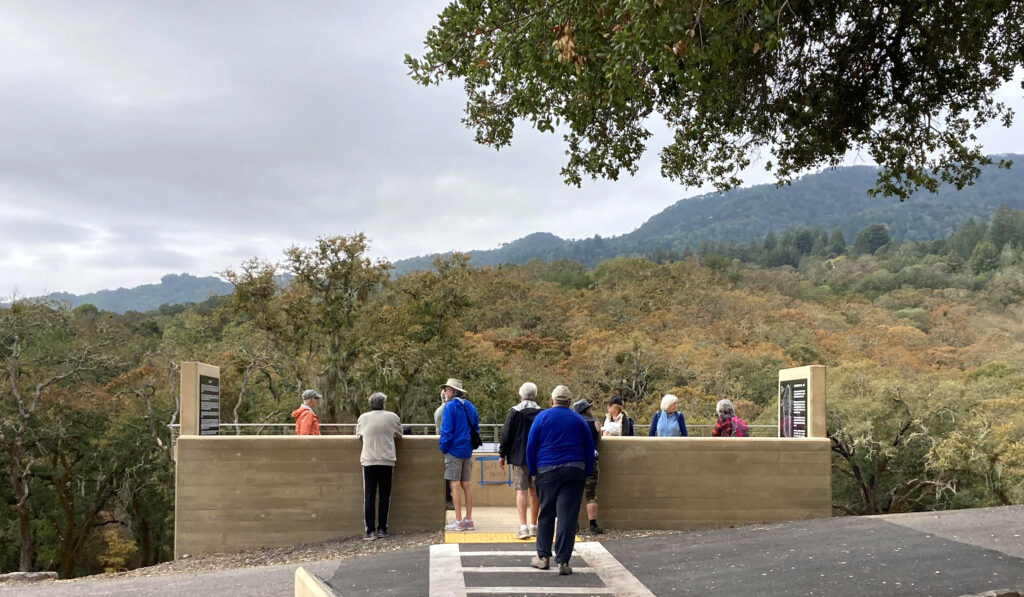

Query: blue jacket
[439,398,480,459]
[526,406,594,477]
[648,410,688,437]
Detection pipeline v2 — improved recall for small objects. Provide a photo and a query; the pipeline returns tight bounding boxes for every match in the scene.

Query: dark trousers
[534,466,586,564]
[362,465,393,533]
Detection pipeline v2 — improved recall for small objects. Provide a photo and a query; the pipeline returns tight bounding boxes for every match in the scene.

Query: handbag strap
[459,399,474,429]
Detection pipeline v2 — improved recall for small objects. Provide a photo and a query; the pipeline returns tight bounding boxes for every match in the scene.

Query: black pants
[534,466,586,564]
[362,465,394,534]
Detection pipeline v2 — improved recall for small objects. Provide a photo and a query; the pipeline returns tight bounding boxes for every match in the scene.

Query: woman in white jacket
[602,396,633,436]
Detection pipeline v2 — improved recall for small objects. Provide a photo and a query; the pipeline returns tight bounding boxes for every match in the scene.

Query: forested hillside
[395,156,1023,273]
[45,273,232,314]
[3,210,1024,577]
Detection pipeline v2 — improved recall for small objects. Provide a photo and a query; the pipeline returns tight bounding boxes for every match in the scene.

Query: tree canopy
[7,211,1024,575]
[406,0,1023,199]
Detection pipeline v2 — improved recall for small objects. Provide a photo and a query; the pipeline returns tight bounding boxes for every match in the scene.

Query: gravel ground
[53,527,682,582]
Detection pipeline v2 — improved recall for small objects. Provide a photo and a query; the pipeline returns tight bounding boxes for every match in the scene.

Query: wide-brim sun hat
[572,399,593,414]
[440,378,466,395]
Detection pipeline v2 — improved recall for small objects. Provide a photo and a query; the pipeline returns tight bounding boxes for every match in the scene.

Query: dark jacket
[648,410,688,437]
[499,401,543,466]
[621,414,635,436]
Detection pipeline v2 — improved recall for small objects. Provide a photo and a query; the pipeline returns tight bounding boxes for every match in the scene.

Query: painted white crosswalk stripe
[465,587,615,594]
[462,566,596,573]
[429,544,467,595]
[429,541,656,596]
[574,542,656,596]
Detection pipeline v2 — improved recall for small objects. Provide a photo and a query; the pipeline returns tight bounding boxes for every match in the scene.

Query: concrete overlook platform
[4,505,1021,596]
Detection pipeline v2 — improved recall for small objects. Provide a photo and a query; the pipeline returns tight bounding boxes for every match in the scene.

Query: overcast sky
[2,2,1022,297]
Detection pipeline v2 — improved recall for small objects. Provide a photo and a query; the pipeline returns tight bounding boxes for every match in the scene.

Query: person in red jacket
[292,389,322,435]
[711,398,748,437]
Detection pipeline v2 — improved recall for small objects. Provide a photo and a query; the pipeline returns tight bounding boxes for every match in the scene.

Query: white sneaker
[528,524,537,537]
[516,527,531,540]
[444,520,465,531]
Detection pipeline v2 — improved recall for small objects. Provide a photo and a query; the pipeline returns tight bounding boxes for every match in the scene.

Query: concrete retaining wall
[174,435,443,557]
[595,437,831,530]
[174,435,831,556]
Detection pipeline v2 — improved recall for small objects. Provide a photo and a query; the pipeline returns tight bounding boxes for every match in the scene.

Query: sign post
[180,361,220,437]
[778,365,825,438]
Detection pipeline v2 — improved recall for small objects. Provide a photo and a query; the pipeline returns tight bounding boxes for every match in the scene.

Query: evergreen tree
[828,229,847,257]
[853,224,891,255]
[989,204,1024,250]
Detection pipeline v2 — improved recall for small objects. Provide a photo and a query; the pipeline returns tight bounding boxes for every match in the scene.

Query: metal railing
[169,422,778,441]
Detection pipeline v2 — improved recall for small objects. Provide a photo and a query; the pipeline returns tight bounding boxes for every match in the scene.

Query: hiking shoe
[530,556,550,570]
[444,520,465,531]
[516,527,531,540]
[461,518,475,531]
[363,532,377,541]
[528,524,537,537]
[589,523,604,535]
[376,529,390,539]
[558,562,573,575]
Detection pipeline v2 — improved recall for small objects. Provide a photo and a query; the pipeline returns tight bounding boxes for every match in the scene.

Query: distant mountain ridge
[393,155,1024,274]
[32,156,1024,312]
[46,273,232,314]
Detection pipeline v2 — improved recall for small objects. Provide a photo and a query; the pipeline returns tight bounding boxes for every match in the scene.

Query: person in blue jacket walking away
[648,394,688,437]
[526,385,594,576]
[439,377,480,531]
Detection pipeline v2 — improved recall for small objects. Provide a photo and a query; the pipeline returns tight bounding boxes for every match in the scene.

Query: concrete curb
[295,566,339,597]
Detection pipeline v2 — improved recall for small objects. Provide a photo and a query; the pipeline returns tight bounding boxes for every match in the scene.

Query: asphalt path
[3,505,1021,596]
[604,506,1024,596]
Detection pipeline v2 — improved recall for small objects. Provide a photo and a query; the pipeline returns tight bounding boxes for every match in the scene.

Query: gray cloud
[0,216,96,245]
[1,2,1021,297]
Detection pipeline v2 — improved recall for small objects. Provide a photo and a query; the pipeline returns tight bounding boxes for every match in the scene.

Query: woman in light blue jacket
[648,394,688,437]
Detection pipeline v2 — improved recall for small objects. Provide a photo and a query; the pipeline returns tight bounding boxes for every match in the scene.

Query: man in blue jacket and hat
[439,377,480,531]
[526,385,594,576]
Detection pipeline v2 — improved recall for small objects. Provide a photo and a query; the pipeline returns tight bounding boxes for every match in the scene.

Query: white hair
[369,392,387,410]
[519,382,538,401]
[660,394,679,412]
[716,399,735,417]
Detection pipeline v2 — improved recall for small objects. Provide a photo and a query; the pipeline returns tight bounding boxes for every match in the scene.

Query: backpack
[731,416,748,437]
[622,415,635,436]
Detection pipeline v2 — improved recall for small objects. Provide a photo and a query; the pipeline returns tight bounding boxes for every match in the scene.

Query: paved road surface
[3,505,1021,596]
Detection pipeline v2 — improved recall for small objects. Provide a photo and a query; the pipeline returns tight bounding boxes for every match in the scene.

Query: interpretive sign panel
[199,374,220,436]
[778,378,808,438]
[179,361,221,438]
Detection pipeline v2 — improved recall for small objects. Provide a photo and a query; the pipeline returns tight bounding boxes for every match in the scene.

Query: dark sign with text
[199,374,220,436]
[778,378,807,438]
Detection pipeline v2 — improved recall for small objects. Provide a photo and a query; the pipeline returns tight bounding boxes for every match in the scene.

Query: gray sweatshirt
[355,410,403,466]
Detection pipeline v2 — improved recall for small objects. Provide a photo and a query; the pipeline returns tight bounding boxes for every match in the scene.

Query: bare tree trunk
[6,362,36,572]
[10,449,34,572]
[234,356,260,434]
[131,496,153,566]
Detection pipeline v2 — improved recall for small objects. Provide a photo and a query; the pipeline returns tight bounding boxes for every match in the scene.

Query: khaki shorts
[510,464,534,491]
[444,454,473,482]
[584,460,599,504]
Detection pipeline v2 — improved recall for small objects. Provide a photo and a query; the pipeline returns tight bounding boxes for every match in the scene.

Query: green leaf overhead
[407,0,1024,199]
